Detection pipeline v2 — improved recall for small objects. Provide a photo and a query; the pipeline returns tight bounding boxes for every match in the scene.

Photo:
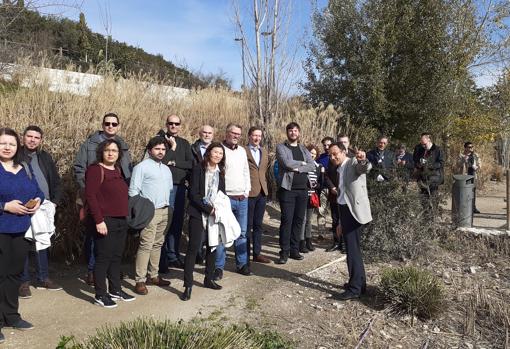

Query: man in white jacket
[214,123,252,280]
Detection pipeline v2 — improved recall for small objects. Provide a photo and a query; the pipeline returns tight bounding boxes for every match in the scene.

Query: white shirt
[337,160,349,205]
[248,144,261,167]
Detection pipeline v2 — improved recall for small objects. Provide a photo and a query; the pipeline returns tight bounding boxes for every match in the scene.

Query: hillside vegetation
[0,3,224,88]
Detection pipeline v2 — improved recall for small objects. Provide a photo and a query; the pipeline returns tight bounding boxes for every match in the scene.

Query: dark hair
[377,135,389,142]
[96,139,123,166]
[103,113,119,124]
[23,125,44,137]
[321,136,334,144]
[306,143,320,157]
[146,136,166,151]
[336,133,349,140]
[202,142,226,176]
[330,142,347,152]
[286,122,300,131]
[421,132,431,138]
[397,143,407,150]
[464,141,473,148]
[0,128,23,165]
[248,126,263,136]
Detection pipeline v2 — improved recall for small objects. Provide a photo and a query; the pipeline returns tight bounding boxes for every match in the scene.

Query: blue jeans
[215,197,248,270]
[22,248,49,283]
[160,184,185,270]
[85,232,95,272]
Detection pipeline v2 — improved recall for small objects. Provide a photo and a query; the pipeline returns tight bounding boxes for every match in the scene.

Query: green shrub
[362,178,449,262]
[57,318,294,349]
[379,266,445,321]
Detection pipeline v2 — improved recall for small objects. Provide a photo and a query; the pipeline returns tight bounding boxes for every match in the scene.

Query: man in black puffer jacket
[413,132,444,208]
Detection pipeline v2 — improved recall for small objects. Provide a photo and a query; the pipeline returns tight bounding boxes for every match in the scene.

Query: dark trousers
[329,200,341,244]
[89,217,128,297]
[183,216,216,287]
[160,184,186,270]
[0,233,30,328]
[339,205,366,295]
[278,188,307,254]
[84,231,95,272]
[22,247,49,283]
[248,193,267,258]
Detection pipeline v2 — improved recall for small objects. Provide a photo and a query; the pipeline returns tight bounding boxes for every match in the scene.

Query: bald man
[191,125,215,165]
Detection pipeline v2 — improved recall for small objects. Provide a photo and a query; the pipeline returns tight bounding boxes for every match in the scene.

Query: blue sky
[45,0,500,90]
[47,0,327,91]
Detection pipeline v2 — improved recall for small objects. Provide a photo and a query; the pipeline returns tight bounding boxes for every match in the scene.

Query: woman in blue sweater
[0,128,44,343]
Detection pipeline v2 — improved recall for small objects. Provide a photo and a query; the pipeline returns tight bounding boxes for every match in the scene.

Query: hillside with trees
[0,1,229,88]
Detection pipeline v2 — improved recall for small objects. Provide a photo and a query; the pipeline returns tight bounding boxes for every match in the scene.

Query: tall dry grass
[0,66,356,261]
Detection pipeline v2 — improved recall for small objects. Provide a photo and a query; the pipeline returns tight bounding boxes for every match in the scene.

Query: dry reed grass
[0,66,356,261]
[464,285,510,347]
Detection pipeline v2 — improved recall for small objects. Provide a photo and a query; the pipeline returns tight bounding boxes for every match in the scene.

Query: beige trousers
[135,207,172,282]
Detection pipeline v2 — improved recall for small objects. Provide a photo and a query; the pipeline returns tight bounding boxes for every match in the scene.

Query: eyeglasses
[103,122,119,127]
[167,122,181,126]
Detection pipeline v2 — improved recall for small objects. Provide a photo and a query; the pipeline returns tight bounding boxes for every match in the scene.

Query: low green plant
[57,318,294,349]
[379,266,445,322]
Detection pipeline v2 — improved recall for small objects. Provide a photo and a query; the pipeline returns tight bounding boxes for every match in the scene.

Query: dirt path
[2,207,341,349]
[3,181,507,348]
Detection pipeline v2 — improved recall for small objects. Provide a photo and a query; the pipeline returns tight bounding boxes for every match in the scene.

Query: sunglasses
[167,122,181,126]
[103,122,119,127]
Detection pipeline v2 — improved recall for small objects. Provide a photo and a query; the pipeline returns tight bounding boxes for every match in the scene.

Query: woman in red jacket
[85,139,134,308]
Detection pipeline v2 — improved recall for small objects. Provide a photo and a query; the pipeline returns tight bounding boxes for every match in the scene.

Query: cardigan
[0,163,45,234]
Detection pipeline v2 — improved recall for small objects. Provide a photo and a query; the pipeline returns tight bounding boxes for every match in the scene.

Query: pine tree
[78,12,91,62]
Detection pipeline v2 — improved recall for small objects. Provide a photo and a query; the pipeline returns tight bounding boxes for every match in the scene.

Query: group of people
[0,113,482,343]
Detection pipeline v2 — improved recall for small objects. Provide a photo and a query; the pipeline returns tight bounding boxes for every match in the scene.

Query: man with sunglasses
[157,114,193,272]
[456,142,481,214]
[74,113,132,285]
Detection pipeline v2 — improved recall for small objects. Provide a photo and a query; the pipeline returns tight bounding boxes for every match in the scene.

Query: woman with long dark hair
[181,142,226,301]
[0,128,44,342]
[85,139,135,308]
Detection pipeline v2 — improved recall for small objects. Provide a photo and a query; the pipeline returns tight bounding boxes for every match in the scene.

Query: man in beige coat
[328,142,372,300]
[245,126,271,263]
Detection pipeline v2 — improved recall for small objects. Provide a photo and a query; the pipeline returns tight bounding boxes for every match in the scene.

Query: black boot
[289,250,304,260]
[305,238,315,251]
[204,278,222,290]
[180,287,192,301]
[275,251,288,265]
[299,240,309,253]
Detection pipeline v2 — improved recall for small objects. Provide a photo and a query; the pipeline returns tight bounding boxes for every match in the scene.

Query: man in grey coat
[328,142,372,300]
[275,122,316,264]
[73,112,132,285]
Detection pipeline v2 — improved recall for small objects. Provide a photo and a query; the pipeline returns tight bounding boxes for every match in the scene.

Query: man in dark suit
[328,142,372,300]
[191,125,215,166]
[367,135,395,182]
[244,126,271,263]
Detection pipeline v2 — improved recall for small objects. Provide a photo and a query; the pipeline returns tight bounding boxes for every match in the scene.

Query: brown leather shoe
[146,277,171,287]
[253,255,271,263]
[134,282,148,295]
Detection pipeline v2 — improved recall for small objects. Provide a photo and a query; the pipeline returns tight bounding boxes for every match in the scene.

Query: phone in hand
[25,199,38,209]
